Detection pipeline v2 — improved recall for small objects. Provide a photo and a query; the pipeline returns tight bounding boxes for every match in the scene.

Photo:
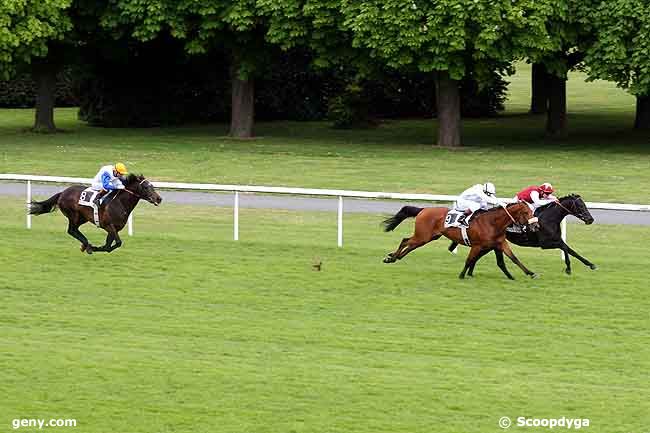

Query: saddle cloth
[444,209,466,228]
[78,187,100,226]
[445,210,472,246]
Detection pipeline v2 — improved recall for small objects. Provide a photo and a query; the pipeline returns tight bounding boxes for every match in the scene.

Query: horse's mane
[123,173,144,185]
[560,193,581,201]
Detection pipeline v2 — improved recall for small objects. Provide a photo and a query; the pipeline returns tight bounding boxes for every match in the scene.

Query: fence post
[26,180,32,229]
[337,196,343,247]
[234,191,239,241]
[560,217,566,260]
[128,213,133,236]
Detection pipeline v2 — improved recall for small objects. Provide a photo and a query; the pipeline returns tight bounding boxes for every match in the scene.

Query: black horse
[28,174,162,254]
[448,194,597,275]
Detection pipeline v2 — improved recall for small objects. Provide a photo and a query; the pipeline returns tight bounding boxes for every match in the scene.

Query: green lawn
[1,64,648,203]
[1,198,649,433]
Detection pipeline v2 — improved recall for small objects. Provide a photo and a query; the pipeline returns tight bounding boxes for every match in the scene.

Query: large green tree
[584,0,650,129]
[339,0,561,146]
[102,0,268,138]
[0,0,72,131]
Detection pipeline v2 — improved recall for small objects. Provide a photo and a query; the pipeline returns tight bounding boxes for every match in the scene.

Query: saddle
[445,209,475,246]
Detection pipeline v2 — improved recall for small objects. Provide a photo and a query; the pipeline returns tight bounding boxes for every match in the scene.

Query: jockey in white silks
[454,182,501,226]
[90,162,128,205]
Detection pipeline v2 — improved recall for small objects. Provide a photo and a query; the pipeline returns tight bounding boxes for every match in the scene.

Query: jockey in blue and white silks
[91,163,128,205]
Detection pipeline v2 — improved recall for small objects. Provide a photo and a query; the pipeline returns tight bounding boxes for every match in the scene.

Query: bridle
[554,197,590,221]
[121,178,151,200]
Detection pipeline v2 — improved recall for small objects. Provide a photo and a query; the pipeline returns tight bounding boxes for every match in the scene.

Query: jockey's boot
[93,190,108,207]
[458,209,472,227]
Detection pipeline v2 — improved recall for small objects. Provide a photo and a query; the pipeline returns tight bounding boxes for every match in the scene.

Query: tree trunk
[546,74,567,138]
[634,95,650,129]
[530,63,549,114]
[32,61,58,133]
[229,60,255,138]
[435,71,462,147]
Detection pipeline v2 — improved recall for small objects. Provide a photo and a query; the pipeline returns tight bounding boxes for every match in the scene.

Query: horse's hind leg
[67,221,92,253]
[384,237,410,263]
[385,234,437,263]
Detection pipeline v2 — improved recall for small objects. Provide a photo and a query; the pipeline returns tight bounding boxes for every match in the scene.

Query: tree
[0,0,72,132]
[530,62,549,114]
[584,0,650,129]
[102,0,268,138]
[338,0,563,146]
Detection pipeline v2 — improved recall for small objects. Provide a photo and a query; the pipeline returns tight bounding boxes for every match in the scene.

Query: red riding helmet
[540,182,554,194]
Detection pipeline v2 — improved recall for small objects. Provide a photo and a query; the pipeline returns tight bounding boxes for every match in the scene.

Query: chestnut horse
[28,174,162,254]
[382,202,540,279]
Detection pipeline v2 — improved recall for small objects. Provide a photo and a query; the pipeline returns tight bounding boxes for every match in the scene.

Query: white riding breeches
[455,198,482,213]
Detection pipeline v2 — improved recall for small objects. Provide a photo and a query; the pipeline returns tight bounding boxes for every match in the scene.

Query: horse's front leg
[561,245,572,274]
[500,241,538,279]
[92,225,120,253]
[467,248,492,277]
[106,230,123,252]
[459,245,482,279]
[564,243,597,270]
[494,249,515,280]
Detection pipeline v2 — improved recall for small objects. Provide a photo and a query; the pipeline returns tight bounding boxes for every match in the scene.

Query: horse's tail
[382,206,423,232]
[28,192,61,215]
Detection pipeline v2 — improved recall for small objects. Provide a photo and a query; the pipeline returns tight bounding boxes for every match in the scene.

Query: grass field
[1,64,648,203]
[1,198,650,433]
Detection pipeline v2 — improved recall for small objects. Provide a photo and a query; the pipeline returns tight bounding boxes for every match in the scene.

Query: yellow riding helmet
[114,162,128,175]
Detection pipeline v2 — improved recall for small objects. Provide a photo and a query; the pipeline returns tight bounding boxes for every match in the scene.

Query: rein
[121,188,140,199]
[501,204,517,224]
[554,200,573,214]
[554,198,590,221]
[504,203,538,227]
[121,179,149,199]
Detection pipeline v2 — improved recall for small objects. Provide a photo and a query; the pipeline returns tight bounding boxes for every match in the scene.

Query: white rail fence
[3,174,650,253]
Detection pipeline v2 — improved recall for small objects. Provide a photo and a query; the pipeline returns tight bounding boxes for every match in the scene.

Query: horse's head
[508,202,540,232]
[123,174,162,206]
[559,194,593,225]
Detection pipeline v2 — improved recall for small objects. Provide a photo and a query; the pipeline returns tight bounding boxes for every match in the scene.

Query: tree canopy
[0,0,72,79]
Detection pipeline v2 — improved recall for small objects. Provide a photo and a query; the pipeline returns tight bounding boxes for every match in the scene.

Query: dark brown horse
[382,202,540,279]
[28,174,162,254]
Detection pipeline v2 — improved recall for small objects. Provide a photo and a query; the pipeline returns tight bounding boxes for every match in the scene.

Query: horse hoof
[86,247,93,255]
[383,257,393,264]
[590,264,598,270]
[80,244,86,252]
[565,268,572,275]
[530,273,539,279]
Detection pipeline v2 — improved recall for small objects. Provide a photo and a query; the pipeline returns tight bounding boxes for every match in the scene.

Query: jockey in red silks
[516,182,559,211]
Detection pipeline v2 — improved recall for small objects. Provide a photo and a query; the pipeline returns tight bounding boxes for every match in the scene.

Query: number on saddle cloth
[444,210,466,228]
[78,187,99,207]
